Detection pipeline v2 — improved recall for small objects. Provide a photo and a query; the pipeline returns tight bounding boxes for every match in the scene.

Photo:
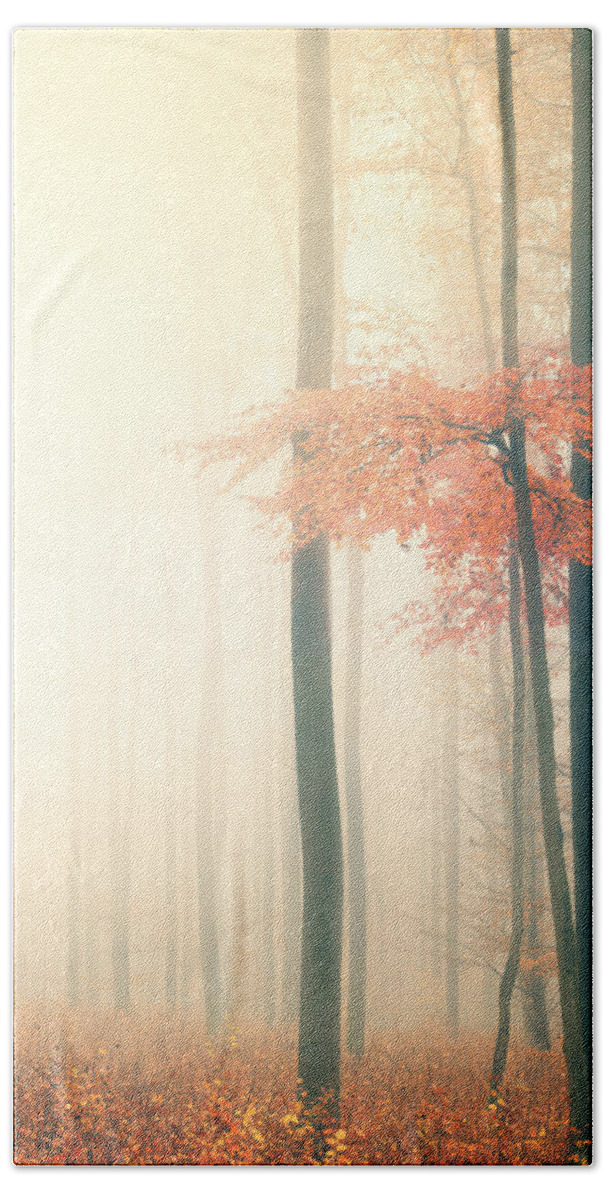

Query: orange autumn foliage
[188,357,590,650]
[15,1007,574,1165]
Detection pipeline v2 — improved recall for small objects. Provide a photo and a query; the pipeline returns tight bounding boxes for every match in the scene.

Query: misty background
[14,28,571,1037]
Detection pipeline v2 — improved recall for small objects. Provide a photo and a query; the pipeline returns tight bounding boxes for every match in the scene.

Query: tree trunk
[522,671,551,1050]
[344,542,367,1058]
[496,28,590,1156]
[522,819,551,1051]
[334,56,367,1064]
[444,30,496,375]
[293,28,343,1119]
[194,498,225,1036]
[510,418,589,1150]
[489,551,525,1098]
[442,661,460,1038]
[488,627,511,815]
[569,26,593,1089]
[227,866,248,1026]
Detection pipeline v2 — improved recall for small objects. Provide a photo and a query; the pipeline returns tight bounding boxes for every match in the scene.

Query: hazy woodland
[13,28,591,1164]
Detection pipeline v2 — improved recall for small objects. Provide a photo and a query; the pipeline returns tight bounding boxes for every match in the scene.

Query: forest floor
[14,1007,575,1165]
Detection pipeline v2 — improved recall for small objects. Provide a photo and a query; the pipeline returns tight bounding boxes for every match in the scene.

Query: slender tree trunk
[227,866,248,1025]
[334,51,368,1064]
[569,27,593,1090]
[496,28,590,1155]
[194,497,225,1036]
[521,669,551,1050]
[293,28,343,1119]
[522,820,551,1050]
[442,662,460,1038]
[344,542,367,1058]
[194,719,223,1034]
[489,551,525,1098]
[195,816,223,1032]
[488,626,513,812]
[444,31,496,375]
[449,39,534,1060]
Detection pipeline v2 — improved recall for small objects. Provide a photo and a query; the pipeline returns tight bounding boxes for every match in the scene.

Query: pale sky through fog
[13,29,569,1031]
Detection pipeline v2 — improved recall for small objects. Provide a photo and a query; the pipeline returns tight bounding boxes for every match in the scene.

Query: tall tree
[569,27,593,1087]
[445,39,532,1071]
[334,45,368,1063]
[292,28,344,1118]
[489,551,525,1097]
[495,27,589,1154]
[522,681,551,1051]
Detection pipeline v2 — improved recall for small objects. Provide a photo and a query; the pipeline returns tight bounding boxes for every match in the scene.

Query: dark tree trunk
[509,418,589,1151]
[442,663,460,1039]
[447,45,533,1062]
[496,28,590,1157]
[569,26,593,1090]
[344,542,367,1058]
[489,551,525,1098]
[293,28,343,1120]
[522,822,551,1051]
[522,676,551,1051]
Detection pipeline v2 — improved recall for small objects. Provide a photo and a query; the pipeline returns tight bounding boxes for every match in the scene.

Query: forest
[13,27,591,1165]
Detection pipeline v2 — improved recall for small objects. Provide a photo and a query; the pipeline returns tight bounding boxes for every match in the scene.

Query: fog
[14,28,572,1049]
